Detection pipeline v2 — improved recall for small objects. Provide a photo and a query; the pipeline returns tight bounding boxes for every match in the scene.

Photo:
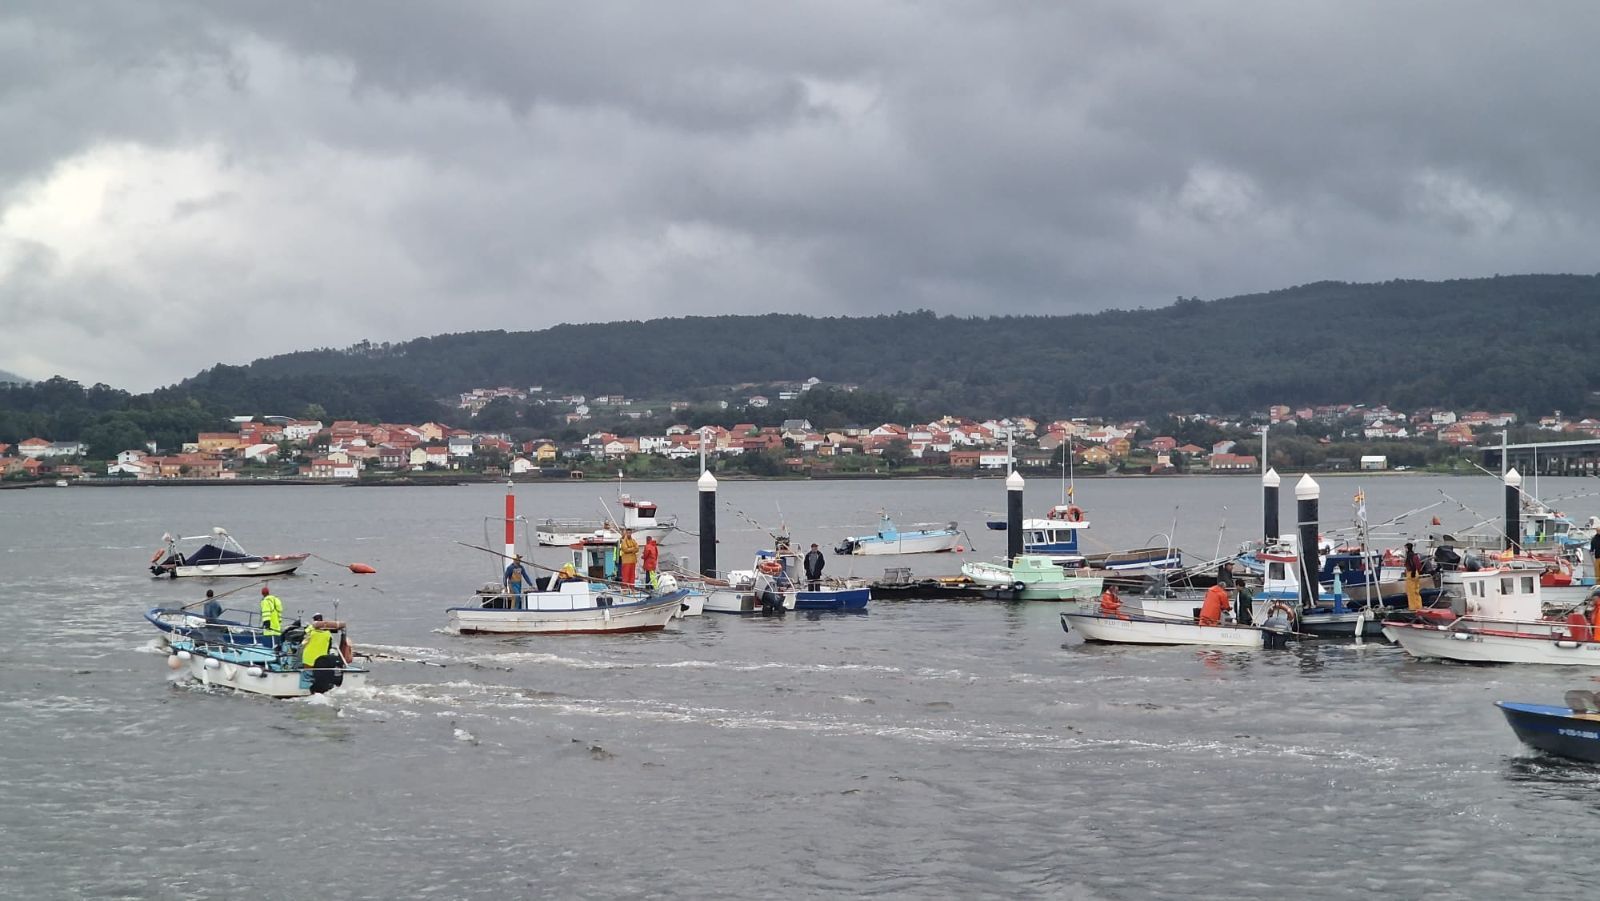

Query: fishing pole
[453,540,646,592]
[177,577,269,611]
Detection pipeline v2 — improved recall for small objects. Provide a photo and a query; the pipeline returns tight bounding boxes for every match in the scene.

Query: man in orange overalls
[1199,583,1231,626]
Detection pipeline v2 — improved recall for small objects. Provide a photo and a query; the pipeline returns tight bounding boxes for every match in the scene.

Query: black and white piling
[1262,467,1280,543]
[1505,467,1522,553]
[1006,469,1024,565]
[1296,474,1320,599]
[699,468,718,577]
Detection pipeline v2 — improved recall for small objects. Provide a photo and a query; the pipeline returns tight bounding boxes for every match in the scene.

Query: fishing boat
[1059,610,1268,648]
[146,606,276,648]
[447,483,690,635]
[835,514,964,556]
[984,504,1181,571]
[1247,538,1426,637]
[149,528,309,578]
[960,553,1103,601]
[152,609,367,698]
[536,494,676,546]
[690,546,869,614]
[867,568,987,600]
[1497,690,1600,763]
[1381,568,1600,664]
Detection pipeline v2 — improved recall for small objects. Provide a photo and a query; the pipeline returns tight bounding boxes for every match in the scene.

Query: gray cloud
[2,1,1598,390]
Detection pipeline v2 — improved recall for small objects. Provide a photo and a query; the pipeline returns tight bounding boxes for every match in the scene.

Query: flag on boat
[1353,488,1367,523]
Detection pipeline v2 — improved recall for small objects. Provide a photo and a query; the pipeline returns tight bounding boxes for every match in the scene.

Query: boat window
[1470,581,1482,597]
[1500,577,1514,595]
[1268,562,1285,581]
[1521,576,1535,594]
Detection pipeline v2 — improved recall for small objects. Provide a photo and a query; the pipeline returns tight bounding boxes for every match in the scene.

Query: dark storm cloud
[2,1,1597,389]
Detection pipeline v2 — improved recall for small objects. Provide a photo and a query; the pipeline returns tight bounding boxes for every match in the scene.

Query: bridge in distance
[1475,438,1600,476]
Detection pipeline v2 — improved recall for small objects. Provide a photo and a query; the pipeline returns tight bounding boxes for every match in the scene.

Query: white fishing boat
[151,610,368,698]
[149,528,309,579]
[448,482,690,635]
[1060,611,1267,648]
[835,514,964,556]
[961,554,1103,601]
[1382,568,1600,665]
[536,494,676,546]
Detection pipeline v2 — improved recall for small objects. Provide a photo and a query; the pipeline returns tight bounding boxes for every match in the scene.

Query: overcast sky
[3,2,1597,390]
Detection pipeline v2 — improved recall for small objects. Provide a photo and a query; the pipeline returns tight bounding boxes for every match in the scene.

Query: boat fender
[1450,632,1474,641]
[176,650,192,661]
[245,666,264,678]
[166,655,183,670]
[202,658,220,670]
[1555,640,1581,649]
[1011,581,1026,595]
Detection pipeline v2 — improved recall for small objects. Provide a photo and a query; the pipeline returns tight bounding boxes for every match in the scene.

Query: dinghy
[1498,690,1600,763]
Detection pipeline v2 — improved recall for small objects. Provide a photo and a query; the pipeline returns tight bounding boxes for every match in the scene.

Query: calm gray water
[3,474,1599,900]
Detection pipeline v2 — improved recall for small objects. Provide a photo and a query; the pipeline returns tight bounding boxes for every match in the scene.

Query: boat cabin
[1446,568,1543,621]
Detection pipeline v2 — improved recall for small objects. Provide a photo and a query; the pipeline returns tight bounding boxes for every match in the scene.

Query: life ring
[758,560,782,575]
[1065,505,1084,523]
[150,548,166,563]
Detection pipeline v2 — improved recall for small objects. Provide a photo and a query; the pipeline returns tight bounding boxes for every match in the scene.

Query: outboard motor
[307,654,344,694]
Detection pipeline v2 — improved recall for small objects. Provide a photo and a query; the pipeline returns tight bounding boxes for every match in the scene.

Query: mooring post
[699,468,718,577]
[1006,469,1024,565]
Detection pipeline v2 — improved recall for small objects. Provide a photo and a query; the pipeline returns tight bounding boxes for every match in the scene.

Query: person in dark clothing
[1590,531,1600,583]
[201,589,222,621]
[1216,560,1236,589]
[803,543,826,591]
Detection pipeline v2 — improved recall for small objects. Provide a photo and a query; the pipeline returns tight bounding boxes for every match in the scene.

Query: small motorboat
[1060,610,1284,648]
[1497,690,1600,763]
[836,515,964,556]
[149,528,309,579]
[152,608,367,698]
[961,554,1103,601]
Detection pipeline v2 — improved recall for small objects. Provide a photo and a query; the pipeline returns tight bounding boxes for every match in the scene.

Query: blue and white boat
[150,607,367,698]
[836,515,963,556]
[1498,691,1600,763]
[1248,538,1440,638]
[700,548,870,613]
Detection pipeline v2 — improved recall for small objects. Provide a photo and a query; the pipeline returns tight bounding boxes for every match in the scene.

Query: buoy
[953,545,965,553]
[166,655,183,670]
[348,563,376,574]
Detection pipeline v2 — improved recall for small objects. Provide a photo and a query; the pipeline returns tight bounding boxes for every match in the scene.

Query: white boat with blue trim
[836,515,963,556]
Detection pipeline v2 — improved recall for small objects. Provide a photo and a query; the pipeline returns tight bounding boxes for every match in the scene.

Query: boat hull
[1382,622,1600,664]
[702,586,798,615]
[838,532,962,556]
[1497,702,1600,762]
[165,554,308,578]
[1061,612,1266,648]
[794,587,870,611]
[165,644,368,698]
[447,591,686,634]
[537,525,674,547]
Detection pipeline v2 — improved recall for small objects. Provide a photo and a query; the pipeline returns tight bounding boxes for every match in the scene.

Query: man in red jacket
[642,536,660,589]
[1199,583,1231,627]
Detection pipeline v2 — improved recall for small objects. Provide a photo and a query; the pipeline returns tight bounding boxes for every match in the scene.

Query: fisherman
[641,536,660,589]
[1433,544,1461,573]
[552,562,579,590]
[259,586,283,638]
[1590,530,1600,583]
[300,613,344,668]
[202,589,223,622]
[504,555,532,606]
[1099,584,1125,618]
[1199,582,1231,627]
[618,529,640,586]
[1403,542,1424,611]
[803,543,826,591]
[1216,559,1236,590]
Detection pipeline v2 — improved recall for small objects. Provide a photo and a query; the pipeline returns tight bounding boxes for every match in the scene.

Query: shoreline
[3,468,1466,490]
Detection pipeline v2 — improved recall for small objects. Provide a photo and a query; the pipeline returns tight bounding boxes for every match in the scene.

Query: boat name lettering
[1557,727,1600,740]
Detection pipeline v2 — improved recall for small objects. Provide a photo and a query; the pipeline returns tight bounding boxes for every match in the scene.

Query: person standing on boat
[504,556,532,607]
[259,586,283,639]
[641,536,660,589]
[1403,542,1424,611]
[1589,530,1600,583]
[1199,583,1231,626]
[202,590,223,621]
[804,543,826,591]
[618,529,640,586]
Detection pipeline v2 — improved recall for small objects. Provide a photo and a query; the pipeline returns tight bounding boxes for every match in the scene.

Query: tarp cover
[185,543,257,564]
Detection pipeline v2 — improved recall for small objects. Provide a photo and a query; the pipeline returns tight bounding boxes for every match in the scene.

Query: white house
[448,436,475,457]
[1360,455,1388,471]
[282,420,323,442]
[243,443,280,462]
[510,456,537,474]
[978,451,1011,469]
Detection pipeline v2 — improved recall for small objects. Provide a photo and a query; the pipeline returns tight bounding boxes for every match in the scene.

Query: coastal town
[0,382,1557,483]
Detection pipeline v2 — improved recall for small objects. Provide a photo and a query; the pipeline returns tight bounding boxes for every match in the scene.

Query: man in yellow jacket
[300,614,344,667]
[260,586,283,637]
[618,529,640,586]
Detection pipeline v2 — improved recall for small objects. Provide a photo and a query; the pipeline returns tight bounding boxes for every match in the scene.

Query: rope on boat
[307,552,376,574]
